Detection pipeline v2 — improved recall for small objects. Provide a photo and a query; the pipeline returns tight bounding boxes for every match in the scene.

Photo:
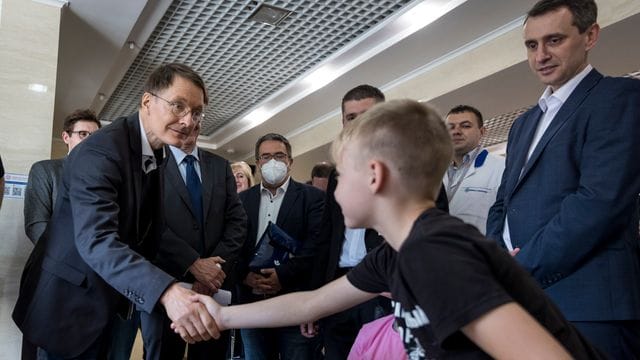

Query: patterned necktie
[184,155,203,226]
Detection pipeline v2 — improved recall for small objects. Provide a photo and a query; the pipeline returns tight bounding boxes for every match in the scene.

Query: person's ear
[479,126,486,137]
[141,92,152,113]
[368,159,386,194]
[585,23,600,52]
[62,131,71,145]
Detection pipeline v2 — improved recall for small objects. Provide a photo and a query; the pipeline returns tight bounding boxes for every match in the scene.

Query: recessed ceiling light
[28,83,48,93]
[248,3,292,26]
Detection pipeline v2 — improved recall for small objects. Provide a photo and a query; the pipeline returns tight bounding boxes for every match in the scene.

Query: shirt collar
[451,146,481,169]
[169,145,199,165]
[538,64,593,112]
[139,116,154,158]
[260,176,291,196]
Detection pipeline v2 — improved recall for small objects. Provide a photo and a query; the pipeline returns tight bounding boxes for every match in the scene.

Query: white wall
[0,0,62,358]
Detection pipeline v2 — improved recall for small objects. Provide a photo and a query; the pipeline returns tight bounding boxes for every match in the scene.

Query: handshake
[161,274,357,344]
[163,286,225,344]
[160,256,230,343]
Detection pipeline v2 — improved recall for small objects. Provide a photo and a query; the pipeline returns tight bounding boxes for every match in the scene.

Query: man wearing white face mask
[236,133,325,360]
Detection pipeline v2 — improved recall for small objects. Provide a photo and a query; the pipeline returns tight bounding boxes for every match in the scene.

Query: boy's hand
[300,322,319,338]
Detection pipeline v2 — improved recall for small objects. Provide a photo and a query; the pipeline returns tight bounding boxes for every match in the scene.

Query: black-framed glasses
[258,152,289,162]
[67,130,93,139]
[149,92,205,124]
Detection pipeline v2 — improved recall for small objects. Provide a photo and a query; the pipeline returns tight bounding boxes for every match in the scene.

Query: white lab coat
[443,150,505,235]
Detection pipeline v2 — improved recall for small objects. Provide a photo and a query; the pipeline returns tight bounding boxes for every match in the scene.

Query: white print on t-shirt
[393,301,432,360]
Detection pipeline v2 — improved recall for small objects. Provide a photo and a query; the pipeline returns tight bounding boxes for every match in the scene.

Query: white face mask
[261,159,288,185]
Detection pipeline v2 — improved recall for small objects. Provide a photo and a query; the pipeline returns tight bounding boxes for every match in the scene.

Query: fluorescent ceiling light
[244,107,273,128]
[28,83,48,93]
[398,0,466,33]
[211,0,467,147]
[302,65,337,91]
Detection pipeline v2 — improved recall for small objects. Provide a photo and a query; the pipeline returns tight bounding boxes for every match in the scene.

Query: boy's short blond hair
[332,99,452,201]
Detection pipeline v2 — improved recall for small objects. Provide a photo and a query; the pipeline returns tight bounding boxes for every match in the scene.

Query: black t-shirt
[0,155,4,178]
[347,208,604,359]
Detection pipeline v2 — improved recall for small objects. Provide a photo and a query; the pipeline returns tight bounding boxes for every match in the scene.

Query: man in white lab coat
[442,105,504,234]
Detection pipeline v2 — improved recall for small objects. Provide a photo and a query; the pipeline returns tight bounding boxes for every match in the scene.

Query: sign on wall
[3,173,28,199]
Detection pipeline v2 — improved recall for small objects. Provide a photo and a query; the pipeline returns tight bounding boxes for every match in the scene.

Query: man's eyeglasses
[258,152,288,162]
[149,92,205,124]
[67,130,93,139]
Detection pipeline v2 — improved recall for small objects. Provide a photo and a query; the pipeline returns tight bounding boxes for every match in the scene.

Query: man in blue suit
[486,0,640,357]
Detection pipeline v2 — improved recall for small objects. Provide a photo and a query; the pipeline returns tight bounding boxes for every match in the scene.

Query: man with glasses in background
[24,109,101,245]
[13,63,220,359]
[236,133,324,360]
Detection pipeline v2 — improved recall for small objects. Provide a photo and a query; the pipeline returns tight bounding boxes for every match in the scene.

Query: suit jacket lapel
[127,113,144,239]
[276,179,299,226]
[517,69,602,189]
[165,150,198,218]
[199,149,214,220]
[245,186,261,243]
[507,107,542,195]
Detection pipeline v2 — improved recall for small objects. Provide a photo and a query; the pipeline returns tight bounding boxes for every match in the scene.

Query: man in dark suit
[486,0,640,357]
[22,109,101,360]
[306,85,448,359]
[236,133,324,360]
[13,63,219,359]
[155,124,247,360]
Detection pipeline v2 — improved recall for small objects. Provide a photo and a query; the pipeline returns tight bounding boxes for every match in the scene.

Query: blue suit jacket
[13,114,175,357]
[486,69,640,321]
[236,179,324,303]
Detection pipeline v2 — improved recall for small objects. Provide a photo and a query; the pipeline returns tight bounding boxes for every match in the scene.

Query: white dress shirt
[256,177,290,244]
[338,228,368,268]
[169,145,201,183]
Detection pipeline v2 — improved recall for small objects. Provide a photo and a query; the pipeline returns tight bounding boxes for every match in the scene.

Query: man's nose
[178,112,198,128]
[536,45,551,63]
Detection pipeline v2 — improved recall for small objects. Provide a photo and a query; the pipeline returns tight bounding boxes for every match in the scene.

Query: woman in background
[231,161,255,193]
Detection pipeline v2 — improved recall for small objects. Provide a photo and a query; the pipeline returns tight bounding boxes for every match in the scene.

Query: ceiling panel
[99,0,414,136]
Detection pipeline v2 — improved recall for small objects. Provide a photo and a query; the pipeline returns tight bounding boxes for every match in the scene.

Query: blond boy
[180,100,603,359]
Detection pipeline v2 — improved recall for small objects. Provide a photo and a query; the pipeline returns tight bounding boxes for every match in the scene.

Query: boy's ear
[368,159,386,194]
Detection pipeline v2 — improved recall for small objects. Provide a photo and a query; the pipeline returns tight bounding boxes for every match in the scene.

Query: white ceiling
[51,0,640,180]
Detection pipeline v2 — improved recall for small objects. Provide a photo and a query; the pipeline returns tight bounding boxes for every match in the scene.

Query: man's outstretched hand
[172,294,226,337]
[160,283,220,343]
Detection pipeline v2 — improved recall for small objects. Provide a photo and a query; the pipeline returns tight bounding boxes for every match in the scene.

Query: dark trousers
[22,337,37,360]
[36,328,111,360]
[107,312,140,360]
[321,296,390,360]
[159,313,230,360]
[573,320,640,359]
[241,326,320,360]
